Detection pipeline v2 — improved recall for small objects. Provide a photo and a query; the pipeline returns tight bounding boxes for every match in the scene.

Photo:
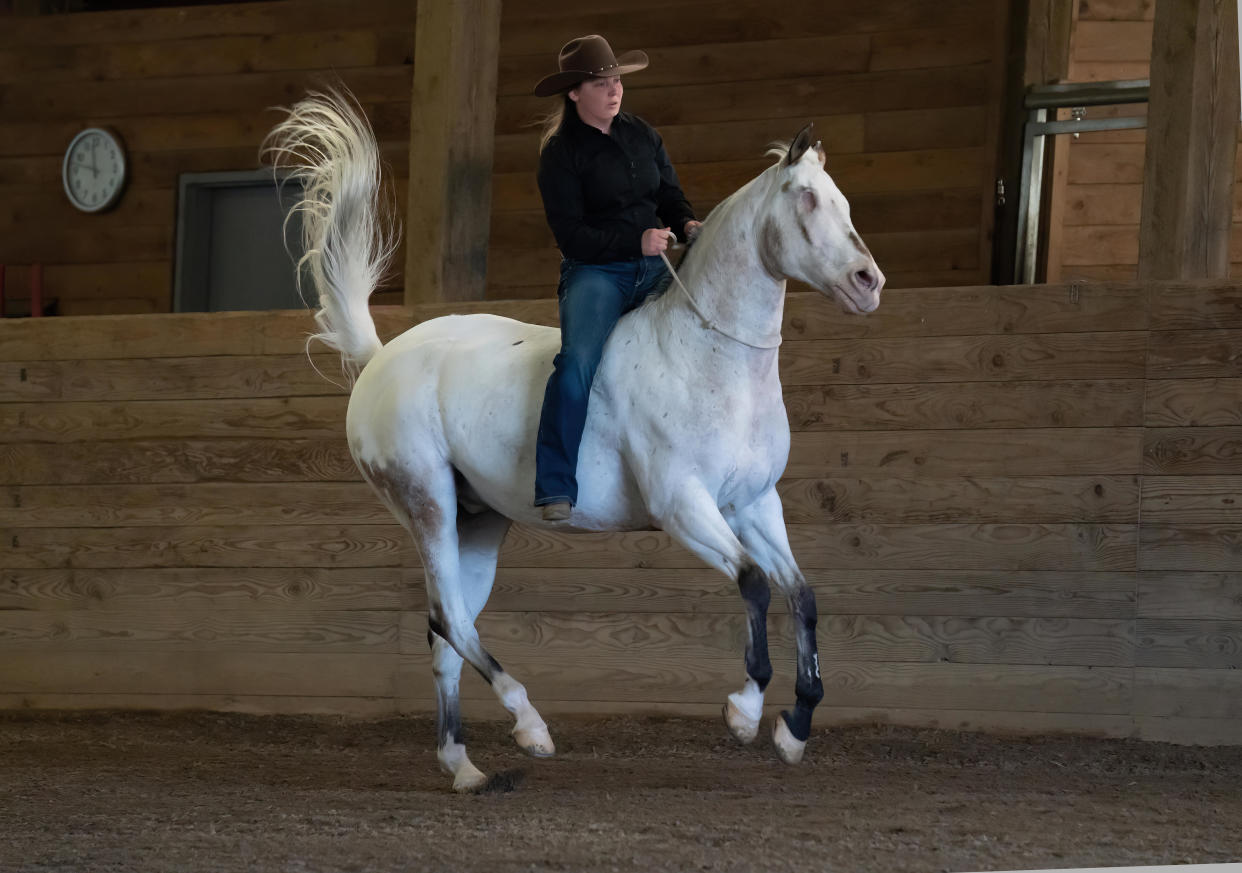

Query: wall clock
[62,127,128,213]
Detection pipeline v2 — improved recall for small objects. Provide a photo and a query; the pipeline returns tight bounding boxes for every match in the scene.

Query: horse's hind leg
[429,507,554,791]
[365,460,553,790]
[428,509,508,791]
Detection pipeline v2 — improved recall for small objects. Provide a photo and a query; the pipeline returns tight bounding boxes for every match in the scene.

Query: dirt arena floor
[1,710,1239,873]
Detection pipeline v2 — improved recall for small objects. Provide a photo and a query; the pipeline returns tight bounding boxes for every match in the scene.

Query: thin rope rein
[658,243,783,351]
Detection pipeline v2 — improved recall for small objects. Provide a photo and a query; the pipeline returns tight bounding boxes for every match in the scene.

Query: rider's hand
[641,227,674,256]
[684,220,703,240]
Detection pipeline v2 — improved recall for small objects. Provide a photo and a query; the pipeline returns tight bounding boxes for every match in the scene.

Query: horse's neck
[654,170,786,356]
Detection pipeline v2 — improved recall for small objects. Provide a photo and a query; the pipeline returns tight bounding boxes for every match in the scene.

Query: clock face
[62,128,127,213]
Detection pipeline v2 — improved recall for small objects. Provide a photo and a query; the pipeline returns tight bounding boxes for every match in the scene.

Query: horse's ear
[813,140,826,167]
[787,123,815,166]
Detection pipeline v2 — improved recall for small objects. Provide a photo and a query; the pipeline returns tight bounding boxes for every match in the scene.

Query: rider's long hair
[537,93,574,152]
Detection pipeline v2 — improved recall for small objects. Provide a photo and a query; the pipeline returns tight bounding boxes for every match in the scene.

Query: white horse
[265,90,884,792]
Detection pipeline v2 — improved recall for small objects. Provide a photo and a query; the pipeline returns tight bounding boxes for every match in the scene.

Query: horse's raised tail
[263,88,398,380]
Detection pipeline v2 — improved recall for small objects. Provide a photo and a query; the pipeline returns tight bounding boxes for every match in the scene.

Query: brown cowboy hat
[533,34,649,97]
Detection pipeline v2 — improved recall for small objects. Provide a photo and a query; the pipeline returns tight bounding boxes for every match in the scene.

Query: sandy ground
[1,710,1239,873]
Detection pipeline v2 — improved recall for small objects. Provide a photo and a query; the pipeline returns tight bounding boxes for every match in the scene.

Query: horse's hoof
[723,699,760,745]
[451,762,489,793]
[772,716,806,765]
[513,724,556,758]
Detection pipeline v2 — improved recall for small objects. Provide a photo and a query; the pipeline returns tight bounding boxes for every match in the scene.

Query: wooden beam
[1025,0,1076,85]
[992,0,1077,284]
[1138,0,1240,280]
[404,0,501,304]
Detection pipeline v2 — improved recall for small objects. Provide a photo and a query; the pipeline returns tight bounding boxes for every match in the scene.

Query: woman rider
[532,34,702,521]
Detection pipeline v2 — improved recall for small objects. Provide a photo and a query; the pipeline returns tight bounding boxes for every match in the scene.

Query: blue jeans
[534,256,672,506]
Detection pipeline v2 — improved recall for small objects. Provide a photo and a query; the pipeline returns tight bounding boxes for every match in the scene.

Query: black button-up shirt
[537,109,696,264]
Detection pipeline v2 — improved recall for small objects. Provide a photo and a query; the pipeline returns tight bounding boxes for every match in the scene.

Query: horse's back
[347,312,555,461]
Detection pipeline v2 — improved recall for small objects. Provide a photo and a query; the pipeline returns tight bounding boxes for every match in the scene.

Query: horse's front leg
[650,484,774,746]
[730,488,824,765]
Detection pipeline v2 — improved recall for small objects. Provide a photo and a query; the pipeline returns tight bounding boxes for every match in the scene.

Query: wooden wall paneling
[778,282,1151,340]
[1147,329,1242,378]
[1140,523,1242,571]
[1147,280,1242,329]
[777,331,1149,386]
[1143,427,1242,475]
[788,427,1144,478]
[0,308,413,362]
[3,524,412,570]
[0,354,350,403]
[0,608,402,654]
[1144,378,1242,426]
[0,0,414,48]
[0,651,403,698]
[0,482,391,528]
[391,610,1136,669]
[0,396,350,443]
[0,693,406,717]
[481,568,1137,619]
[420,655,1133,715]
[0,438,359,486]
[1141,476,1242,522]
[0,0,416,316]
[1134,619,1242,668]
[496,0,997,57]
[0,567,421,612]
[1134,667,1242,719]
[783,379,1145,431]
[492,522,1138,572]
[776,475,1139,524]
[1138,571,1242,619]
[7,200,1242,738]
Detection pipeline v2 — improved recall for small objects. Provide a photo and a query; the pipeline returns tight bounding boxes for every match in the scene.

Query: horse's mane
[636,143,788,313]
[764,141,791,161]
[672,144,787,277]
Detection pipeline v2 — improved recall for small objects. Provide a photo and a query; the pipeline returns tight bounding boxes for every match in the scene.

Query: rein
[659,240,783,351]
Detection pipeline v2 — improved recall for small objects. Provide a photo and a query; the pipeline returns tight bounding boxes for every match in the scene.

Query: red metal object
[30,263,43,317]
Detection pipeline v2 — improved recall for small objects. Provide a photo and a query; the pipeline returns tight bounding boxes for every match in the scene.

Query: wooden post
[1137,0,1240,280]
[404,0,501,305]
[992,0,1076,284]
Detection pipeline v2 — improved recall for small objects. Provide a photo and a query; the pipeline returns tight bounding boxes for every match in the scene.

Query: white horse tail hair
[262,87,398,381]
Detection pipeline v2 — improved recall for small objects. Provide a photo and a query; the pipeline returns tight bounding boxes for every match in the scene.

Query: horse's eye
[799,188,818,213]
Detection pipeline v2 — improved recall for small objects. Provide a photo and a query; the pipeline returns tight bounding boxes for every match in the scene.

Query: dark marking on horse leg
[429,612,502,685]
[737,564,773,691]
[780,584,824,743]
[475,652,504,684]
[429,628,465,747]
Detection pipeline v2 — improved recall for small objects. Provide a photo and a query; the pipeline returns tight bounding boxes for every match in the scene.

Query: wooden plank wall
[0,0,1005,315]
[1053,0,1242,281]
[0,0,418,315]
[488,0,1005,298]
[2,280,1240,745]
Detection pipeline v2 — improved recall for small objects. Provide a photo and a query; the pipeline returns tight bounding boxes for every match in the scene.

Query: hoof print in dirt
[475,768,526,794]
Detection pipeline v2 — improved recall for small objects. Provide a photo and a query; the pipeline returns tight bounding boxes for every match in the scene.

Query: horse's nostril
[854,269,875,292]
